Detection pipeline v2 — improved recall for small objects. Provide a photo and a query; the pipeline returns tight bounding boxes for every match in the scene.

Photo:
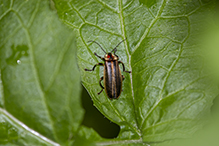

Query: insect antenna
[88,40,106,54]
[111,38,127,53]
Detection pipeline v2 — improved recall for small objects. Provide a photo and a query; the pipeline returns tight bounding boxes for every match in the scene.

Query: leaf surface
[0,0,83,145]
[53,0,218,145]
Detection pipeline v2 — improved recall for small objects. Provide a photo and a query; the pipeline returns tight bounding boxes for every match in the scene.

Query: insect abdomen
[104,61,122,99]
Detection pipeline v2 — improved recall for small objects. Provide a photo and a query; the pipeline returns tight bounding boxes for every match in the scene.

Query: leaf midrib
[10,1,59,141]
[0,108,59,146]
[118,0,142,137]
[119,0,169,138]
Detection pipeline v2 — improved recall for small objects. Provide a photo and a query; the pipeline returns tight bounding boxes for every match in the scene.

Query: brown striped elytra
[84,39,131,99]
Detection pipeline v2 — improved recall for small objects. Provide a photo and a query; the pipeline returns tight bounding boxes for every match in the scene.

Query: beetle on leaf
[85,38,131,99]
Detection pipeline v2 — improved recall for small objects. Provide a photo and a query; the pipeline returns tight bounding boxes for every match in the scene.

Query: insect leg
[94,53,104,60]
[98,76,104,95]
[118,61,131,73]
[122,75,125,80]
[84,63,103,71]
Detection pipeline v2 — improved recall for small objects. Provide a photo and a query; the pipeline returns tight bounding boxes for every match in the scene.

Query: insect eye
[107,55,110,58]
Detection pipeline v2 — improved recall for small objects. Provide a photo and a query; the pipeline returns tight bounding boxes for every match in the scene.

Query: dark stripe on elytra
[105,61,112,99]
[115,61,121,98]
[113,61,117,98]
[111,61,115,98]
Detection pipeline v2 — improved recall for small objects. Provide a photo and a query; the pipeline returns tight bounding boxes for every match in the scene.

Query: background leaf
[0,0,83,145]
[53,0,218,145]
[202,12,219,83]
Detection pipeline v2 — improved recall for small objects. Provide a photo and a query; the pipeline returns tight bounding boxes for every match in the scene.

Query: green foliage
[0,0,218,146]
[0,0,82,145]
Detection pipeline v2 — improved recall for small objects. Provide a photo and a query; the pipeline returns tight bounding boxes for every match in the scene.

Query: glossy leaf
[0,0,83,145]
[53,0,218,145]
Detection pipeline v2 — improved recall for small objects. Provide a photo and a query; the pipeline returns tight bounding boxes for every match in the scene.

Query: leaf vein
[176,92,205,118]
[140,43,183,128]
[27,0,40,28]
[123,4,143,17]
[132,40,172,68]
[13,5,59,140]
[118,0,141,137]
[143,118,194,131]
[97,0,118,13]
[45,32,74,91]
[131,0,167,54]
[0,108,60,146]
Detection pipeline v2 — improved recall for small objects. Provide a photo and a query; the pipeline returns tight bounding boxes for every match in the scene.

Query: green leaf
[0,0,83,145]
[53,0,218,145]
[202,15,219,82]
[0,109,58,146]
